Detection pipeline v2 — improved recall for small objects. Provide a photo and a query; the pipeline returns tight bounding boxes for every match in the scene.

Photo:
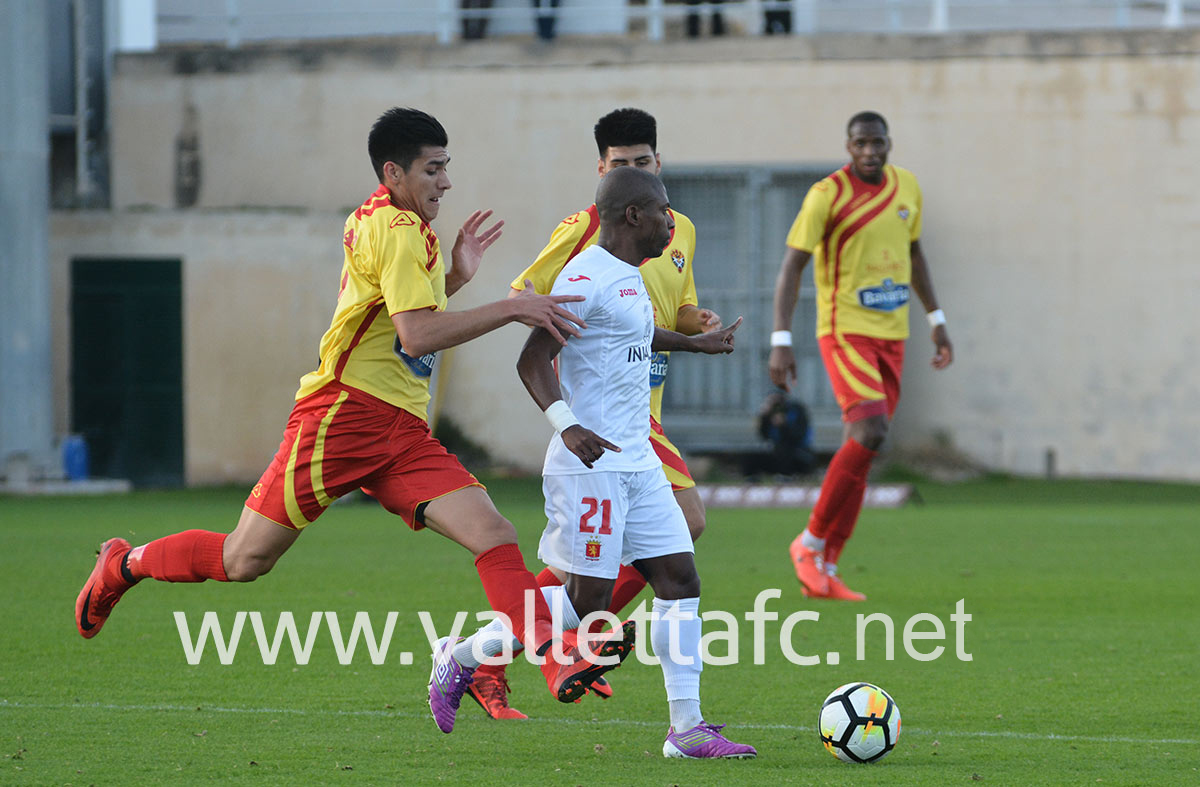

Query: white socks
[652,597,703,731]
[800,528,825,552]
[453,584,580,670]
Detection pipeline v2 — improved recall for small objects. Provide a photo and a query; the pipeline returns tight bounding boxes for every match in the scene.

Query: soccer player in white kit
[492,167,755,758]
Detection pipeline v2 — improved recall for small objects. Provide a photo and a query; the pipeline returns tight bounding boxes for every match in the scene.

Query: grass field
[3,475,1199,785]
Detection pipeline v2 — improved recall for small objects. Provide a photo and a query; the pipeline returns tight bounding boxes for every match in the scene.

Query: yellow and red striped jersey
[786,164,923,340]
[510,205,698,422]
[296,185,446,420]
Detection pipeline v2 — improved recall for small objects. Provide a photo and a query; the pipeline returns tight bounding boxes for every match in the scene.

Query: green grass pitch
[3,476,1198,785]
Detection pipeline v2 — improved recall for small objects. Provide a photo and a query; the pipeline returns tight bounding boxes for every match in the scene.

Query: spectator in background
[757,391,816,476]
[764,0,792,35]
[461,0,492,40]
[533,0,560,41]
[686,0,725,38]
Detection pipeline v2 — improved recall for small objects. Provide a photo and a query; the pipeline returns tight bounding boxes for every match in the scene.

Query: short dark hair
[368,107,448,181]
[847,111,888,136]
[594,108,657,157]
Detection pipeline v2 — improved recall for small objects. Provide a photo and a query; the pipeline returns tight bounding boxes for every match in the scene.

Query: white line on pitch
[1,700,1196,747]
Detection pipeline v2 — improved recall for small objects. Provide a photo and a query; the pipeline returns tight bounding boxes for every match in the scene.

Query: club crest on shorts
[671,249,686,272]
[584,538,602,561]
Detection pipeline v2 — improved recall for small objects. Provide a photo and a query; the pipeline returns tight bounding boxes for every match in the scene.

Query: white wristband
[544,400,580,433]
[926,309,946,328]
[770,330,793,348]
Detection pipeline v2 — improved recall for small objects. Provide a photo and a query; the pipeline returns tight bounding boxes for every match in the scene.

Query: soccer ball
[818,682,901,763]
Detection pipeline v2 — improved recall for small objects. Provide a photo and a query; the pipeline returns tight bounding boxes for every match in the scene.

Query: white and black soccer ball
[818,682,901,763]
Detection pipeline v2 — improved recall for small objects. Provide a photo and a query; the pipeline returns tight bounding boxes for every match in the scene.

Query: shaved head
[595,166,667,225]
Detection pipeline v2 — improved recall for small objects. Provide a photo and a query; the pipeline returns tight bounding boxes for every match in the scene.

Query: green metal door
[70,258,184,486]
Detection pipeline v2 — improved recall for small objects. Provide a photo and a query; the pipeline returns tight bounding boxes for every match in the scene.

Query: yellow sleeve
[676,215,699,309]
[910,174,923,242]
[510,208,596,294]
[377,218,438,315]
[785,180,834,253]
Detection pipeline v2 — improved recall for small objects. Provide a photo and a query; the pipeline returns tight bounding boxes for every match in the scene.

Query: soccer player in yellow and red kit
[770,111,953,601]
[75,107,627,706]
[464,108,725,719]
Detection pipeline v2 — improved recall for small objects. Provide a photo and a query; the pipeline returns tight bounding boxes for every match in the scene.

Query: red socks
[127,530,229,582]
[808,437,877,543]
[535,567,562,587]
[475,544,554,654]
[824,473,868,566]
[606,563,648,616]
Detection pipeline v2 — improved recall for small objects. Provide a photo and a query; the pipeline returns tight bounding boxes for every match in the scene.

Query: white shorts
[538,467,693,580]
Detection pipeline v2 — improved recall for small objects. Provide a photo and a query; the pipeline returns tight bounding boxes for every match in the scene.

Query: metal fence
[156,1,1199,47]
[659,167,846,453]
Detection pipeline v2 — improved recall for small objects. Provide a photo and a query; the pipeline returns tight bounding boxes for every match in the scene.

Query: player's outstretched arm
[768,247,813,392]
[675,304,723,336]
[517,326,620,469]
[909,240,954,370]
[445,210,504,297]
[391,287,585,358]
[652,316,742,354]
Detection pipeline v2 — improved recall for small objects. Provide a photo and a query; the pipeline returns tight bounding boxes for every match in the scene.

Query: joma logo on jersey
[584,539,602,561]
[857,278,910,312]
[627,344,652,363]
[619,288,639,298]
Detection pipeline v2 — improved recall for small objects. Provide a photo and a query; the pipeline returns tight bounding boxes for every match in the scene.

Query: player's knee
[852,419,888,451]
[659,574,701,600]
[473,514,520,552]
[862,424,888,451]
[224,553,276,582]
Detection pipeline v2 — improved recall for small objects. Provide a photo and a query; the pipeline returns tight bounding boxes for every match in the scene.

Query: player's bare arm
[445,209,504,297]
[909,239,954,370]
[675,304,723,335]
[653,316,741,354]
[768,247,813,391]
[392,287,586,358]
[517,326,620,470]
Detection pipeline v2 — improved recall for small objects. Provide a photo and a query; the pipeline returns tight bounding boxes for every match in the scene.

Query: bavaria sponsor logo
[393,337,436,377]
[857,278,910,312]
[649,352,669,388]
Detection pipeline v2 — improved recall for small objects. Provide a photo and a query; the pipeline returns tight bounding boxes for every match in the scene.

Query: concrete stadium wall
[50,32,1200,483]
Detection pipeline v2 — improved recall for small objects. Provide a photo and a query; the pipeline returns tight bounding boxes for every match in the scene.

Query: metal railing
[155,1,1198,48]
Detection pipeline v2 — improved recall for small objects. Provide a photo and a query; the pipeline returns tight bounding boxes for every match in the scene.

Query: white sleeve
[548,266,600,325]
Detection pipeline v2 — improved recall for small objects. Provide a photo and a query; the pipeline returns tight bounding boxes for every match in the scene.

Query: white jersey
[542,245,660,476]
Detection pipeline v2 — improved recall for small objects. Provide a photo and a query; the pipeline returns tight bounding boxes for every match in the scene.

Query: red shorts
[246,383,482,530]
[818,333,905,422]
[649,417,695,492]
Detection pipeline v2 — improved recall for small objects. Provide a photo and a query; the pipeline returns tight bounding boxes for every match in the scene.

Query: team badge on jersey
[671,249,686,272]
[897,205,910,220]
[584,538,602,561]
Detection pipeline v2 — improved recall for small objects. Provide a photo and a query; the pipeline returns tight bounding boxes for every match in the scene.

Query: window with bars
[659,166,846,453]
